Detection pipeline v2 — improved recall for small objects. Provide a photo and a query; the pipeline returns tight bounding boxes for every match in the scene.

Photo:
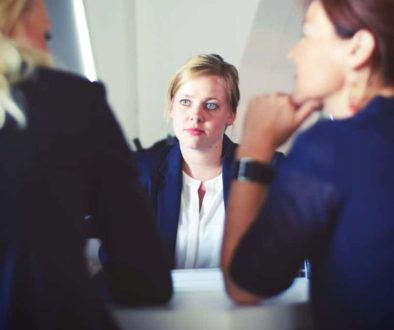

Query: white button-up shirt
[175,172,225,269]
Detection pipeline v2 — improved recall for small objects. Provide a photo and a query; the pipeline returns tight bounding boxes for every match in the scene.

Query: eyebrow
[179,94,220,101]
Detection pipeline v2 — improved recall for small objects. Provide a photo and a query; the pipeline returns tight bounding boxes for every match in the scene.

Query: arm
[221,94,320,304]
[221,170,269,304]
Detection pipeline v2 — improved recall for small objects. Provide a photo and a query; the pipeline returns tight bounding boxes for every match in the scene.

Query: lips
[185,128,204,136]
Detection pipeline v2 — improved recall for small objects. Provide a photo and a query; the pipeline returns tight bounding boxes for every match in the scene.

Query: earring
[348,82,365,114]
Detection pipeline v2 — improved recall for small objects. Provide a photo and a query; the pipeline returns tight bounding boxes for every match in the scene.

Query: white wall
[82,0,304,149]
[134,0,260,148]
[83,0,139,145]
[234,0,306,149]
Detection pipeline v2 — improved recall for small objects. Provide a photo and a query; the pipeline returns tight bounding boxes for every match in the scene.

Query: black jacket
[0,68,172,330]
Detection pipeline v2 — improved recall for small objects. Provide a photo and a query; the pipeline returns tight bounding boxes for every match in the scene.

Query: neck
[181,142,223,181]
[323,88,351,119]
[372,85,394,99]
[327,70,394,117]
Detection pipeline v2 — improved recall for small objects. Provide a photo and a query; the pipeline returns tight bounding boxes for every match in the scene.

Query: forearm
[221,144,274,304]
[221,94,318,303]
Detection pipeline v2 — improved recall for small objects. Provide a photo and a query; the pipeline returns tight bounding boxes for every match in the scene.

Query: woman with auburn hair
[222,0,394,329]
[135,53,284,268]
[0,1,172,329]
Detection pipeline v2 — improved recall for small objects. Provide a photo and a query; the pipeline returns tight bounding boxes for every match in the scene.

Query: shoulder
[291,119,349,159]
[297,119,339,145]
[17,67,112,124]
[134,149,166,172]
[280,119,346,179]
[21,67,106,99]
[134,142,179,179]
[223,135,284,168]
[223,134,238,158]
[34,67,98,87]
[224,134,238,147]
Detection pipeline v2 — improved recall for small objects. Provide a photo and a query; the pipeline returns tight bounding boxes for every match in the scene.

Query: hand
[239,93,321,160]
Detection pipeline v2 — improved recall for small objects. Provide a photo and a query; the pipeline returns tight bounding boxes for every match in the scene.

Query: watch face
[234,159,274,184]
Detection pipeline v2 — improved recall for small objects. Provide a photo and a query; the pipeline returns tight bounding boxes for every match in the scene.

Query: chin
[179,138,203,150]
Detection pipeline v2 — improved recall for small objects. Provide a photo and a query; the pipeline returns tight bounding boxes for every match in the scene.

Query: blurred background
[47,0,303,150]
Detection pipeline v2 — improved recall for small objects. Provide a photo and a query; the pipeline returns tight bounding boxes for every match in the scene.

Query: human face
[12,0,51,51]
[170,75,235,152]
[288,1,350,113]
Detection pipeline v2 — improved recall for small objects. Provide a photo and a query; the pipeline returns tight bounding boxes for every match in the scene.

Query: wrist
[236,143,275,163]
[232,158,275,185]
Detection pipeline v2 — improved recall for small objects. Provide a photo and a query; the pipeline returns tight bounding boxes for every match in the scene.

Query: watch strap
[233,158,275,184]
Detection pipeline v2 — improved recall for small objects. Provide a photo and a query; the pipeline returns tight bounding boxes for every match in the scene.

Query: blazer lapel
[222,135,237,209]
[156,144,183,262]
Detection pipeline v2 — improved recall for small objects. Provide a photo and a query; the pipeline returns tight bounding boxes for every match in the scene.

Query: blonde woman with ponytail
[0,1,172,329]
[0,0,52,129]
[0,36,27,128]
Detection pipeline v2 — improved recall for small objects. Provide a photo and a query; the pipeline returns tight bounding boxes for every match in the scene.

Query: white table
[113,269,314,330]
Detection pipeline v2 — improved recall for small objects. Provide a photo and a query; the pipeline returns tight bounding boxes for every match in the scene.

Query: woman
[136,54,284,268]
[0,1,172,329]
[222,0,394,329]
[0,0,51,52]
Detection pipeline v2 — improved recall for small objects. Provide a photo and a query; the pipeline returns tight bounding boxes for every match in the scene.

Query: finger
[294,100,322,125]
[273,92,291,98]
[288,95,299,108]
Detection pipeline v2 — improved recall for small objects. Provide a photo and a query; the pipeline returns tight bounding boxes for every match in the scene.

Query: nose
[189,103,204,123]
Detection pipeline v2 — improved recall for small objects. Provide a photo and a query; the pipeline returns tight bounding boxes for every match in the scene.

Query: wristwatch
[232,157,275,185]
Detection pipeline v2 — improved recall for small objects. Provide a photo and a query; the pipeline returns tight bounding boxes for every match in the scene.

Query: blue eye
[179,99,190,106]
[206,102,218,110]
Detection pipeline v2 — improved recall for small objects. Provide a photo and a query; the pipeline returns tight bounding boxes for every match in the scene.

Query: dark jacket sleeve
[230,125,339,297]
[86,82,172,305]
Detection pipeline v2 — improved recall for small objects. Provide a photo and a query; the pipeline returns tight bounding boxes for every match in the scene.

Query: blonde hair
[0,0,52,129]
[167,54,240,116]
[0,0,28,35]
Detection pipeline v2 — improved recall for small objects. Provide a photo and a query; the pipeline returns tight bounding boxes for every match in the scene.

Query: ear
[226,111,236,126]
[348,29,376,70]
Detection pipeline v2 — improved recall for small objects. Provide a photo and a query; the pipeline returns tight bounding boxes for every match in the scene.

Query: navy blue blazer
[231,96,394,330]
[135,135,284,264]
